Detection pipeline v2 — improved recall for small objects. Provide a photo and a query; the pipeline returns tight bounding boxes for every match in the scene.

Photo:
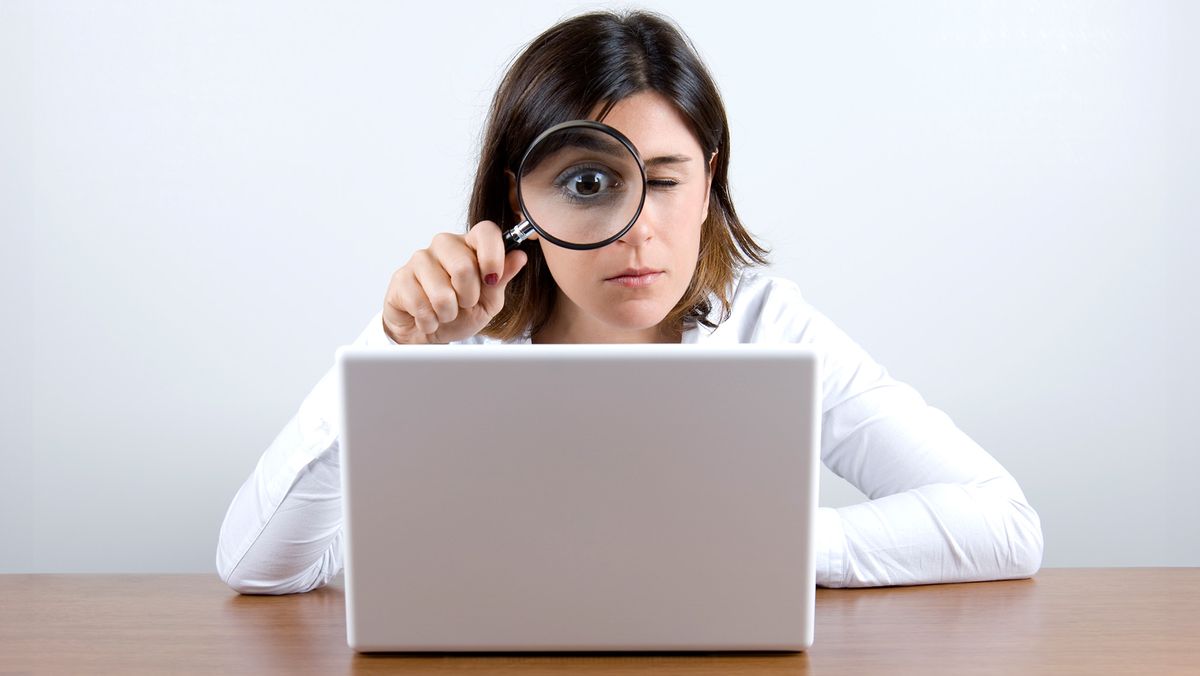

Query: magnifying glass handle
[503,220,535,252]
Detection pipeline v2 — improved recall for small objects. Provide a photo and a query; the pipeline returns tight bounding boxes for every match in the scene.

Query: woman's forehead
[592,92,705,161]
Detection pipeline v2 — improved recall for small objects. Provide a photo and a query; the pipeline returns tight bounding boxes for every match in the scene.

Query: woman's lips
[606,271,664,288]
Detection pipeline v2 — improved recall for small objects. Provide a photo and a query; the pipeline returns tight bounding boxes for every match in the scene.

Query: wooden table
[2,569,1197,675]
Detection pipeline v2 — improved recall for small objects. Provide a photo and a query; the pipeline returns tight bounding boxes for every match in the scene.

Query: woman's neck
[533,323,682,344]
[532,296,682,344]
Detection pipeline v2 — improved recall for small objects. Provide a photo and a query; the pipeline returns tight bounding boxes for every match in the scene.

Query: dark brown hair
[472,9,770,341]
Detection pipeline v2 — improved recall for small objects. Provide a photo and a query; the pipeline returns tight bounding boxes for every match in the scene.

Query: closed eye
[648,179,679,188]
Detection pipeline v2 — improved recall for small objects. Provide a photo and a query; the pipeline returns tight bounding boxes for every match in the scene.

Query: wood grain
[2,569,1197,675]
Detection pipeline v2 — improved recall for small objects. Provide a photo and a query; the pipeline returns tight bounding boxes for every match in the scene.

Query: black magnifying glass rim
[514,119,648,251]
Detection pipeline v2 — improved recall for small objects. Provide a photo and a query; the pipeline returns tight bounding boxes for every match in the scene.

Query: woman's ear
[505,170,538,240]
[702,150,718,216]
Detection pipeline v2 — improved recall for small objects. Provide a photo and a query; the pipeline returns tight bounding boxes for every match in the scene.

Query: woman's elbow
[219,567,328,595]
[215,529,343,595]
[217,557,333,595]
[1004,495,1045,579]
[220,571,265,596]
[217,558,277,595]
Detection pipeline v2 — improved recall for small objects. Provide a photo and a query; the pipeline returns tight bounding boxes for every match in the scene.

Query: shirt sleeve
[215,310,396,594]
[767,281,1045,587]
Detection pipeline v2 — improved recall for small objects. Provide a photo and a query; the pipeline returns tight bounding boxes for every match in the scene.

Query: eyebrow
[574,135,630,158]
[644,154,692,168]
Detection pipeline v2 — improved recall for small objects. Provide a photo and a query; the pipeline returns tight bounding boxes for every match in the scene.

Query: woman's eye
[648,179,679,189]
[572,171,607,196]
[554,166,619,200]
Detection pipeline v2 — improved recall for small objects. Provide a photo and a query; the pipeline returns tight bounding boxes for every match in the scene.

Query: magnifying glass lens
[518,126,644,248]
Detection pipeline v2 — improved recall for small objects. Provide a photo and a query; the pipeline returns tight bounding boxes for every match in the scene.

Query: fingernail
[485,273,499,285]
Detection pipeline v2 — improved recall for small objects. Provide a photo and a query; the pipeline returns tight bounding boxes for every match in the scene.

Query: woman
[216,10,1043,594]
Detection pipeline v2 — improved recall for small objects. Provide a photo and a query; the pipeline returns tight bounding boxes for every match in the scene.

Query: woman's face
[514,91,716,342]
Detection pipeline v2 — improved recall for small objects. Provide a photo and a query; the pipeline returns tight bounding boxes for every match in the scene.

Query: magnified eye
[573,170,605,196]
[554,164,622,202]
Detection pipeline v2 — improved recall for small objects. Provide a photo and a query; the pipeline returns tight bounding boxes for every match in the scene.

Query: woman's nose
[617,204,656,247]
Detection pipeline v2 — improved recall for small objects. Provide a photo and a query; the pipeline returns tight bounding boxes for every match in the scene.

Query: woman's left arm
[777,284,1044,587]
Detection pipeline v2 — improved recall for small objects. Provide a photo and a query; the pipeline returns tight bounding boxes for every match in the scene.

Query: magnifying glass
[503,120,647,252]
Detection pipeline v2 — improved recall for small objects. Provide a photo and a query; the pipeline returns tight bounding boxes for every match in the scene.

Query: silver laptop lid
[337,344,820,652]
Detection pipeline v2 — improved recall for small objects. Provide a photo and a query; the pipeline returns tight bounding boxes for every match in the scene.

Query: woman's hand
[382,221,528,345]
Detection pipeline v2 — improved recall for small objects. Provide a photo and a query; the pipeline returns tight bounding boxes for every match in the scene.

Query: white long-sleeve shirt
[216,269,1043,594]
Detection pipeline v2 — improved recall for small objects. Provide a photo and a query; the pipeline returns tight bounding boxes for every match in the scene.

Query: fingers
[499,248,528,286]
[427,233,481,311]
[385,222,526,344]
[478,248,528,316]
[465,221,506,287]
[405,254,456,328]
[392,267,440,336]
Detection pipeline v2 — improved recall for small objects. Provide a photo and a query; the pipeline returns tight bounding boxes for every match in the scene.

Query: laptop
[335,343,820,652]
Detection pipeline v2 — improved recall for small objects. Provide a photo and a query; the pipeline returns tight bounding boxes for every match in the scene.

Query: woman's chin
[602,303,672,332]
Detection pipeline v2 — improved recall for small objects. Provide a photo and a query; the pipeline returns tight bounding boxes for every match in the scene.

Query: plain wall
[3,0,1197,573]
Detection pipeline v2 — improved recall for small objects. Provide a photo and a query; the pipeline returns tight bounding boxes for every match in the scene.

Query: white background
[2,0,1196,573]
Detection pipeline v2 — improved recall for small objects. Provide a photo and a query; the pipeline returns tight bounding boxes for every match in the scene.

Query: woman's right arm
[216,222,526,594]
[214,311,393,594]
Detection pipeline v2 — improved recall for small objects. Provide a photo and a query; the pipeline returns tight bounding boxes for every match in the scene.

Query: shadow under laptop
[349,651,809,675]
